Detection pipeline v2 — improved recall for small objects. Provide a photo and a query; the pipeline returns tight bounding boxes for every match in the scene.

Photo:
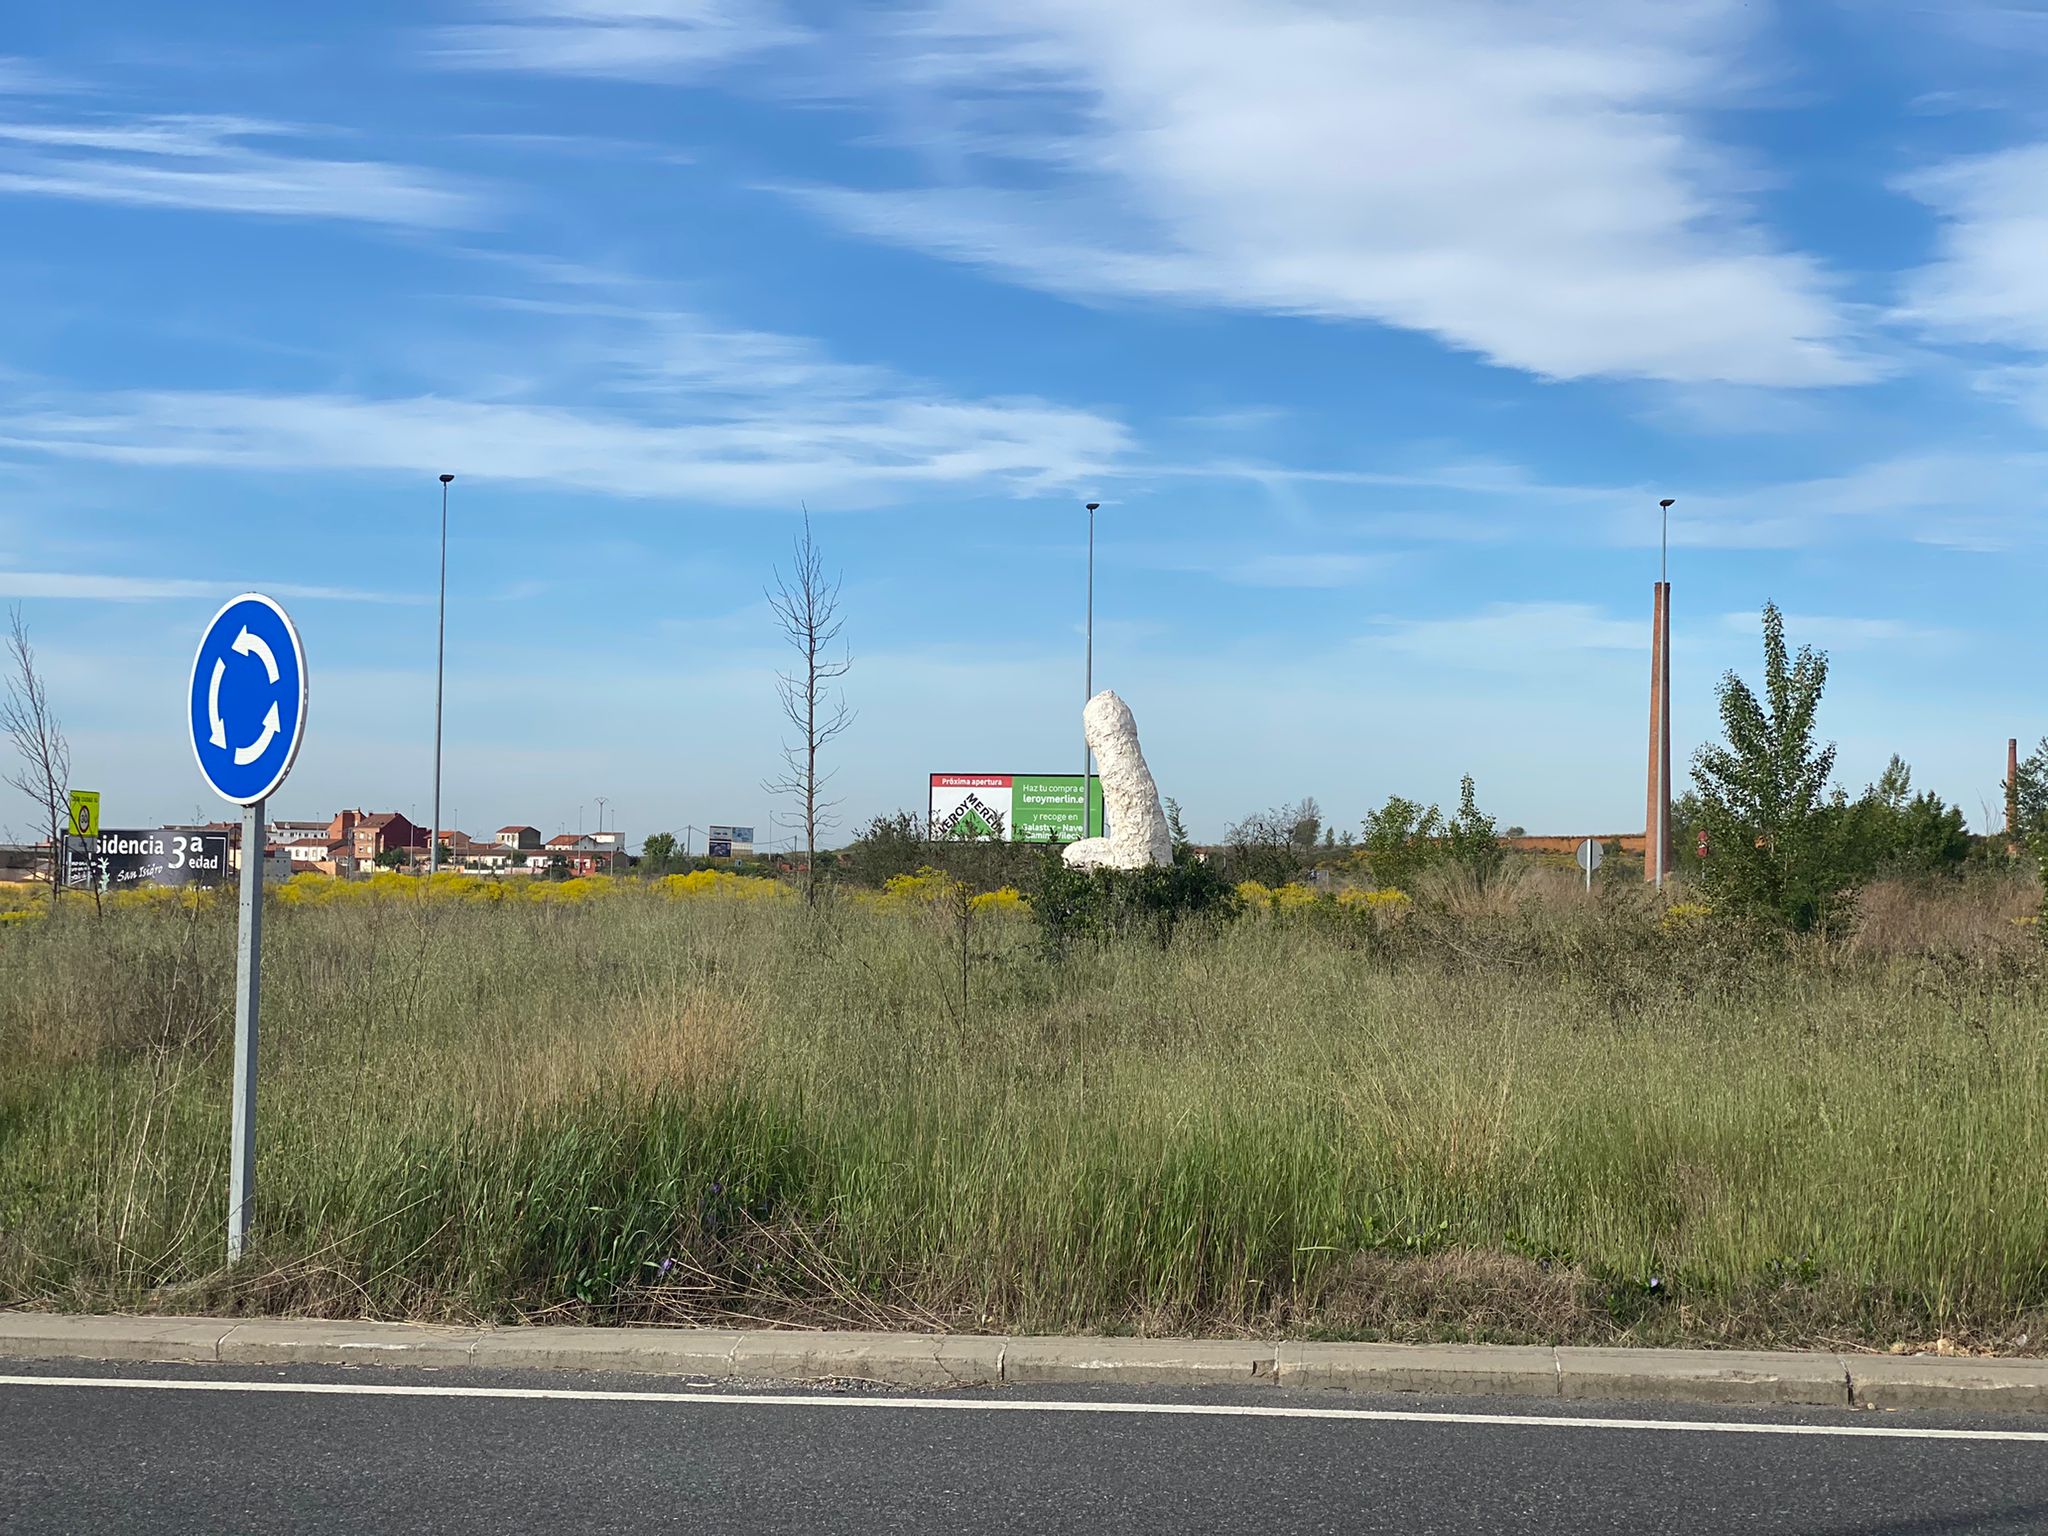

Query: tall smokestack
[2010,737,2021,844]
[1644,582,1671,883]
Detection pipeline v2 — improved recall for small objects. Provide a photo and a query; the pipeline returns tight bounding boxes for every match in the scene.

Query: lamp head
[1658,498,1674,509]
[439,473,455,484]
[1085,502,1100,512]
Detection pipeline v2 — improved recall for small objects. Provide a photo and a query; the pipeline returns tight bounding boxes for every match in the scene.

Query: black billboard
[62,829,232,892]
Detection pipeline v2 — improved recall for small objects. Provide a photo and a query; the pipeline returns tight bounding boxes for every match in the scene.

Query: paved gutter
[5,1312,2045,1411]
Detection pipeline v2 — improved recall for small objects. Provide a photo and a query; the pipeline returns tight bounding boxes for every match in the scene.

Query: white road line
[1,1375,2044,1443]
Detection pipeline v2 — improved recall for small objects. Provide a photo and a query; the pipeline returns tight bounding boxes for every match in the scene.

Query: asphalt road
[4,1360,2047,1534]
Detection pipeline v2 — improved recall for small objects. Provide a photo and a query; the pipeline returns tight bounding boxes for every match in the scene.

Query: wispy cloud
[1896,141,2048,351]
[0,380,1126,505]
[0,253,1128,503]
[1671,450,2048,552]
[754,0,1867,388]
[1168,550,1389,589]
[1368,602,1645,669]
[0,112,485,227]
[436,0,809,81]
[1717,611,1957,650]
[0,570,415,603]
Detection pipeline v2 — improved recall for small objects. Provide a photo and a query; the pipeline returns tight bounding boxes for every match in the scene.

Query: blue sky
[4,0,2046,848]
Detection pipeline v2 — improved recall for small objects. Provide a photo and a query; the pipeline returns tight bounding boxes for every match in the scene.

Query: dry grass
[3,869,2047,1351]
[1847,875,2040,960]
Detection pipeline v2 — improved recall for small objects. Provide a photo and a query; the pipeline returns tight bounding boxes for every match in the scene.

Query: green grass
[4,875,2047,1350]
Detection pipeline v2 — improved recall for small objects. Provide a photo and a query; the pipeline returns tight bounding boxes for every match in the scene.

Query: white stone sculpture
[1062,690,1173,871]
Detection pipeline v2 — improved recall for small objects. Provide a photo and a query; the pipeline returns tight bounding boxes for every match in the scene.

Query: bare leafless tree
[764,513,853,901]
[4,605,71,898]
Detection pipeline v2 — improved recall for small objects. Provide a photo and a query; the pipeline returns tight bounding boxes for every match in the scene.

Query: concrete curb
[4,1313,2044,1411]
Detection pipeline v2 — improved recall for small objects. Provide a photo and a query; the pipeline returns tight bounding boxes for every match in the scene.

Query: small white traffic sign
[189,594,308,805]
[1577,837,1605,892]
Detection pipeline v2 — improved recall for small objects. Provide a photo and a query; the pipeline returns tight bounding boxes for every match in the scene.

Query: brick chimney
[1644,581,1671,883]
[2010,737,2021,844]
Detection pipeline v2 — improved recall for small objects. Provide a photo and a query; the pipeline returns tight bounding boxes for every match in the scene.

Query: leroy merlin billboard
[929,773,1105,843]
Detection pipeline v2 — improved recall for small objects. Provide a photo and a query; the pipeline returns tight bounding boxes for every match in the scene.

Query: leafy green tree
[1689,603,1850,931]
[1889,791,1972,874]
[1359,794,1444,894]
[1444,775,1504,888]
[374,847,410,870]
[1163,797,1192,852]
[640,831,678,876]
[1837,756,1971,878]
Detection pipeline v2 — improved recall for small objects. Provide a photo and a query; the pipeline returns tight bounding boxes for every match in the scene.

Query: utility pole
[1084,501,1099,840]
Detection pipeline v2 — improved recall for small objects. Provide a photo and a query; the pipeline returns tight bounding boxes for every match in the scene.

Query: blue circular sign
[188,593,309,805]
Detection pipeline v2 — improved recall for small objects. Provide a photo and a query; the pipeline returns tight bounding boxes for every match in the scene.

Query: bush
[1218,797,1323,886]
[1358,775,1502,892]
[1027,844,1240,953]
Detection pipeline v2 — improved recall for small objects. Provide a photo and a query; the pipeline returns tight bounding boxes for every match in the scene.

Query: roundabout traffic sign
[189,593,307,805]
[187,590,308,1266]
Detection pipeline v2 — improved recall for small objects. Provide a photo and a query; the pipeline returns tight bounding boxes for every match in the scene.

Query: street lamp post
[595,794,612,876]
[1084,501,1099,840]
[430,473,453,877]
[1654,497,1675,889]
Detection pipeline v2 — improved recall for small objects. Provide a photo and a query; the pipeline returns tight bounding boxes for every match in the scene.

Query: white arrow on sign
[233,701,282,766]
[232,626,280,684]
[208,658,228,748]
[209,626,287,760]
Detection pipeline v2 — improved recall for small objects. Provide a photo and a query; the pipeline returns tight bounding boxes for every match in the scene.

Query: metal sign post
[189,593,308,1265]
[1576,836,1605,892]
[230,797,264,1262]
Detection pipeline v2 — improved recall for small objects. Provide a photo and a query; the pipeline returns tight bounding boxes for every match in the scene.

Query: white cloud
[1896,142,2048,352]
[0,113,484,227]
[1369,601,1645,669]
[1,381,1126,505]
[437,0,809,80]
[1717,611,1955,650]
[763,0,1864,387]
[0,264,1126,503]
[0,571,413,603]
[1195,551,1387,589]
[1670,450,2048,552]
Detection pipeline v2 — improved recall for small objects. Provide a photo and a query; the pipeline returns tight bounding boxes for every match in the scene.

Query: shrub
[1027,843,1239,952]
[1218,798,1323,886]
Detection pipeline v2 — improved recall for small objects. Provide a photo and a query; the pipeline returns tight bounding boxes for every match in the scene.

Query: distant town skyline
[4,2,2044,846]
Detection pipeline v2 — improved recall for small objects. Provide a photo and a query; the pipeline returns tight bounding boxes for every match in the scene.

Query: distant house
[543,833,603,876]
[352,813,426,864]
[495,825,542,851]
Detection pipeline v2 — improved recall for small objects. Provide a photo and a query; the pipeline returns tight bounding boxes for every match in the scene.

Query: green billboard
[929,773,1107,842]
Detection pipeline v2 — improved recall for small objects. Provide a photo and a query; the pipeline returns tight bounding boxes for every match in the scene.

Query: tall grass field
[4,868,2045,1351]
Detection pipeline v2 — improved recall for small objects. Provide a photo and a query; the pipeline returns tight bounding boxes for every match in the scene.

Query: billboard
[62,829,231,892]
[928,774,1106,843]
[707,824,754,859]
